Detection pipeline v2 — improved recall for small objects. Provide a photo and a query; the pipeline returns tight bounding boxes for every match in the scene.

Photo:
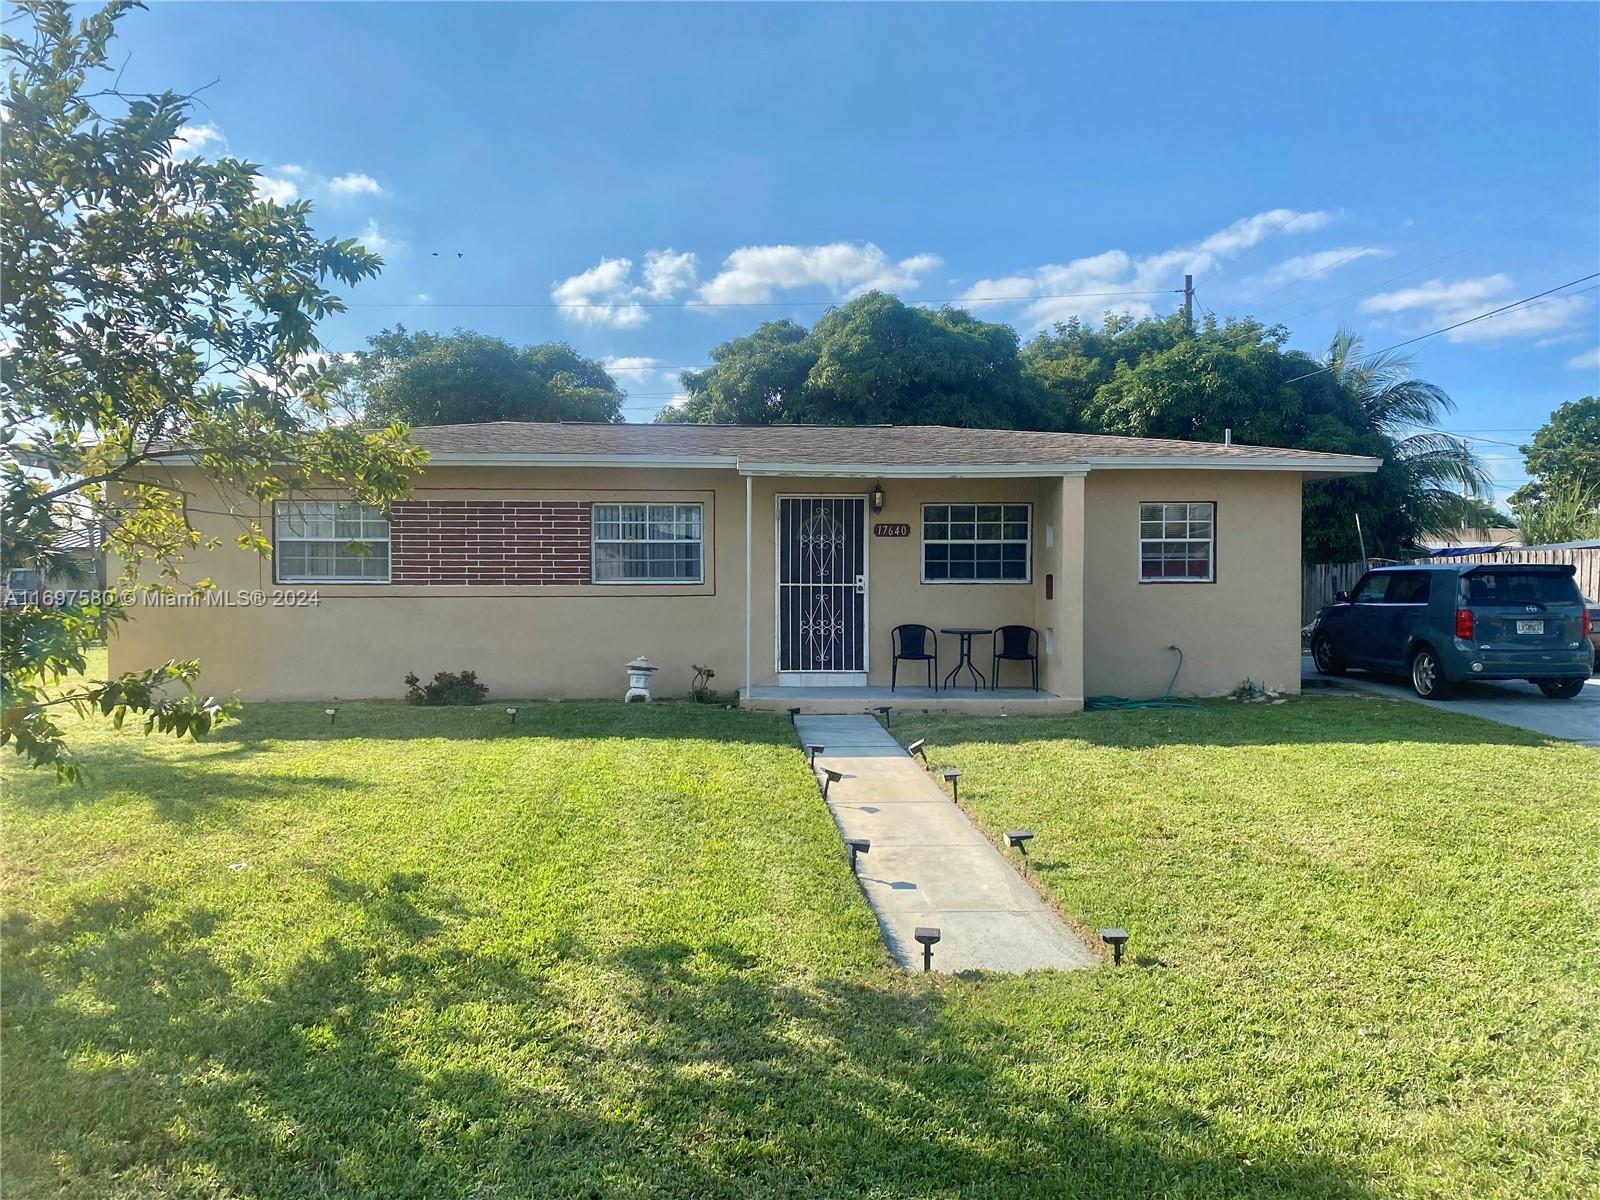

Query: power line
[1281,274,1600,385]
[344,288,1181,311]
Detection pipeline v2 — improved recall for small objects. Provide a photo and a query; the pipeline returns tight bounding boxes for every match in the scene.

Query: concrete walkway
[795,714,1097,974]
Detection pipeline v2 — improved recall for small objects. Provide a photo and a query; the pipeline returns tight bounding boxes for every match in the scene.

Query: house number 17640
[873,522,911,537]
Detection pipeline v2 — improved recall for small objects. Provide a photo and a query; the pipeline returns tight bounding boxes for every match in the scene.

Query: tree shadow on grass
[3,874,1379,1200]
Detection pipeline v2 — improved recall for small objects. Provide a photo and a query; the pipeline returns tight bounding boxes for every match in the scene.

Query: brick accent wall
[390,500,591,585]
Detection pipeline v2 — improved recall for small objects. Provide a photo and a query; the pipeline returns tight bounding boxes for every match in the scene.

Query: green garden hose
[1084,645,1198,710]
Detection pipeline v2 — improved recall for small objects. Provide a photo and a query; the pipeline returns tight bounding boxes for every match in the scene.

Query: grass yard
[3,668,1597,1199]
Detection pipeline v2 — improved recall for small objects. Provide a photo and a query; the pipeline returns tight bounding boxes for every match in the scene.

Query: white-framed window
[592,502,704,584]
[273,501,390,583]
[922,503,1031,583]
[1139,502,1215,582]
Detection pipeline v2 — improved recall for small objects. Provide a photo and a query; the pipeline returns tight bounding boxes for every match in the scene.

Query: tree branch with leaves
[1,0,426,779]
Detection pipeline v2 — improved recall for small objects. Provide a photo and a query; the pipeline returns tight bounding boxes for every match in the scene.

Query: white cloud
[171,123,225,156]
[959,208,1333,328]
[329,172,385,197]
[357,219,401,256]
[551,257,650,328]
[602,355,662,384]
[1567,347,1600,370]
[1258,246,1386,286]
[697,243,942,305]
[254,172,299,205]
[1361,274,1591,343]
[414,292,431,304]
[641,250,699,300]
[551,251,699,328]
[1359,274,1513,315]
[276,163,307,178]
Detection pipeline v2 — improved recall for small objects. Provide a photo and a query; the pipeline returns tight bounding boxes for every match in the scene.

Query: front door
[778,496,867,677]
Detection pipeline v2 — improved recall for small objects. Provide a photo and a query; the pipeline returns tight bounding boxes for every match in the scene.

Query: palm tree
[1324,331,1492,539]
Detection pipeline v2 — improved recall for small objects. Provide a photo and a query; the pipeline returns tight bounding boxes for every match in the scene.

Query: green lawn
[3,674,1597,1198]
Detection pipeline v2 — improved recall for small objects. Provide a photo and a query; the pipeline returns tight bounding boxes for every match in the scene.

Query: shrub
[690,664,718,703]
[404,670,490,706]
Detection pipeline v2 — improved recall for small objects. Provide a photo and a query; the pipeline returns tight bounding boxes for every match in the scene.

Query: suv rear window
[1460,571,1582,605]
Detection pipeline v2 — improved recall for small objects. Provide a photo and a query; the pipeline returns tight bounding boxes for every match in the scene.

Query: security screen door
[778,497,866,673]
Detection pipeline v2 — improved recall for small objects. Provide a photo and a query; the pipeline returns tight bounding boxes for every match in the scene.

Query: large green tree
[661,292,1052,428]
[350,328,625,426]
[1022,317,1487,559]
[1509,397,1600,512]
[1,1,425,779]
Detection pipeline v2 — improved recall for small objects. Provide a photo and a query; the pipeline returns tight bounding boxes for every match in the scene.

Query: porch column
[1049,473,1087,709]
[744,473,753,697]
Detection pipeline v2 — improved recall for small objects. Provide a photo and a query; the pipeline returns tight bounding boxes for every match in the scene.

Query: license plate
[1516,619,1544,635]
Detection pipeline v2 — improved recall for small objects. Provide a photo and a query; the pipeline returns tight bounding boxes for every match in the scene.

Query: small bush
[404,670,489,706]
[690,664,718,703]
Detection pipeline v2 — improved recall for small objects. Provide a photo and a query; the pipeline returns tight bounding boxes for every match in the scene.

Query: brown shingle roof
[409,421,1379,474]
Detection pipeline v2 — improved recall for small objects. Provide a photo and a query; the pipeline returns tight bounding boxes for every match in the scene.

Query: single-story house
[111,422,1380,711]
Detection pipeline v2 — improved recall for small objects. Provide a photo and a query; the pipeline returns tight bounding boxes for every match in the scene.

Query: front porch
[741,683,1078,715]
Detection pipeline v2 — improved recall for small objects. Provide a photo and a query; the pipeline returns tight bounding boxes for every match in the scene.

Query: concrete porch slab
[746,685,1080,716]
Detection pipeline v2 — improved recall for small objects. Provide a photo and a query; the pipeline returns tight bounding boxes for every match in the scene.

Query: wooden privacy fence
[1302,548,1600,626]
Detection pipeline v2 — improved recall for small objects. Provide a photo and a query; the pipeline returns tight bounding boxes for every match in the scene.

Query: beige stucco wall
[1081,470,1304,698]
[108,462,1305,703]
[746,475,1051,691]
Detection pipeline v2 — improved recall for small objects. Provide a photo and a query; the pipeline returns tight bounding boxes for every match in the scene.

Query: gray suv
[1310,563,1592,700]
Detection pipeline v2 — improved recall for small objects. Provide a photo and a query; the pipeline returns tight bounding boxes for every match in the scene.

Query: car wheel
[1537,678,1585,700]
[1312,634,1345,676]
[1410,646,1453,700]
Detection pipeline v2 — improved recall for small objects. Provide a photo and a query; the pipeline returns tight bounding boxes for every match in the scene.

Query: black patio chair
[991,625,1039,691]
[891,624,939,692]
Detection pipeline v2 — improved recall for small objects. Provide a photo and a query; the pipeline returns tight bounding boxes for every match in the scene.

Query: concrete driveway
[1302,655,1600,747]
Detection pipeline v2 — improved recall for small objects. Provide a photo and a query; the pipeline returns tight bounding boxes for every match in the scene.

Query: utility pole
[1183,273,1194,332]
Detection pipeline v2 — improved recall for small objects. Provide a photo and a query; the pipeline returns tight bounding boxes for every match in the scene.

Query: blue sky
[122,2,1599,506]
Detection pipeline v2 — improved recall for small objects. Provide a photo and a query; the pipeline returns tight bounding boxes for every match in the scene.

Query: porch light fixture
[844,837,870,873]
[822,767,843,799]
[1004,829,1035,855]
[807,743,825,767]
[1100,927,1130,967]
[324,707,337,725]
[914,926,941,972]
[869,482,886,514]
[941,768,961,802]
[906,738,927,762]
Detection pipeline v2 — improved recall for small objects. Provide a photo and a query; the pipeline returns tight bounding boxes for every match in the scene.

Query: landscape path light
[822,767,843,799]
[325,708,337,726]
[506,707,518,724]
[1100,927,1130,966]
[1004,830,1035,856]
[906,738,927,763]
[914,926,941,972]
[807,744,825,768]
[788,707,801,725]
[875,705,892,729]
[844,837,870,873]
[941,768,961,803]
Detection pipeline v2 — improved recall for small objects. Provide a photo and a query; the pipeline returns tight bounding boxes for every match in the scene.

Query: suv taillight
[1455,608,1474,640]
[1585,608,1593,639]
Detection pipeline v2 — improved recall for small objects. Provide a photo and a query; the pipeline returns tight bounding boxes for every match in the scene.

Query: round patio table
[940,627,993,692]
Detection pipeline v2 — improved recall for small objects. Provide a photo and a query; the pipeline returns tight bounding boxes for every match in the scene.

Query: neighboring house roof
[405,422,1382,478]
[1417,526,1521,551]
